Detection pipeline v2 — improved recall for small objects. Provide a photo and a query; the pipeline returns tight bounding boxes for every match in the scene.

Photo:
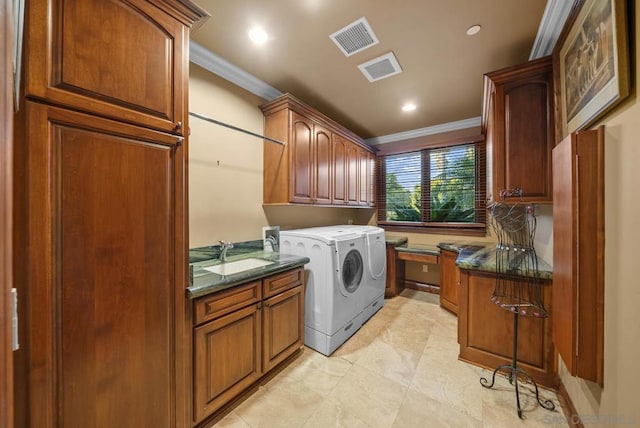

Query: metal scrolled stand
[480,188,555,419]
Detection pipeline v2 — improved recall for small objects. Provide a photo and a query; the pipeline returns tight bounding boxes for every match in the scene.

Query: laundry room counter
[187,250,309,299]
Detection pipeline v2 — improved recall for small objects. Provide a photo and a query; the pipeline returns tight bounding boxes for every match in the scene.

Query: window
[377,142,486,234]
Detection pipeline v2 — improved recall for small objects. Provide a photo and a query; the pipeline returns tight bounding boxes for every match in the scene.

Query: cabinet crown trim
[260,93,375,153]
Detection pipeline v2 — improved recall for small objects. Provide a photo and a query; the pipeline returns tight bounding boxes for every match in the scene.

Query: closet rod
[188,111,285,146]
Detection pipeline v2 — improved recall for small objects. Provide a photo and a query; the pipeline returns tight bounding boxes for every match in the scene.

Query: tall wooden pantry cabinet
[14,1,208,427]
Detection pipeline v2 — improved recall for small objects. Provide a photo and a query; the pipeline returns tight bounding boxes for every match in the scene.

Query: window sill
[379,222,487,237]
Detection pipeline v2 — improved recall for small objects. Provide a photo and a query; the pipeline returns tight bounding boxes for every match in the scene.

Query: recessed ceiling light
[402,103,417,112]
[248,27,268,45]
[466,25,481,36]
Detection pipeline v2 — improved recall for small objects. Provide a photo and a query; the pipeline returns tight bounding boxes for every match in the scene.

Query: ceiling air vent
[330,17,379,57]
[358,52,403,82]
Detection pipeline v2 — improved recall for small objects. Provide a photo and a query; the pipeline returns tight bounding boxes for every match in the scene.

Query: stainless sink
[203,258,274,276]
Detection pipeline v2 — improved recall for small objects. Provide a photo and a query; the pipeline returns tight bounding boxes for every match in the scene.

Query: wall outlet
[422,264,429,273]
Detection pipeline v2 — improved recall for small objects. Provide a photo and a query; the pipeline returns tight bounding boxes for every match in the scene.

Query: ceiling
[190,0,550,141]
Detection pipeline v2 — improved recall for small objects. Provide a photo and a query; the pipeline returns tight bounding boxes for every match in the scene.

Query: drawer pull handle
[344,322,353,332]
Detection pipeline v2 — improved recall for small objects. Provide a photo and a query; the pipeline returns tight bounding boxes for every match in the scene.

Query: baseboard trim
[557,380,584,427]
[403,279,440,295]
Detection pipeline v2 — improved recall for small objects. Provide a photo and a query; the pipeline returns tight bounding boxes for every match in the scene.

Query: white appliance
[323,225,387,321]
[280,227,367,355]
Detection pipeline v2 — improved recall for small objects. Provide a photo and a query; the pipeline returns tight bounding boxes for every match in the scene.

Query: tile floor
[216,290,568,427]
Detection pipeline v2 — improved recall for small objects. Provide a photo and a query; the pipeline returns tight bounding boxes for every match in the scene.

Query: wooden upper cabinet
[358,148,369,205]
[290,113,314,203]
[332,134,348,204]
[552,128,604,385]
[261,93,375,207]
[289,114,332,204]
[483,56,554,203]
[368,153,376,206]
[25,0,207,135]
[346,142,359,205]
[314,125,332,204]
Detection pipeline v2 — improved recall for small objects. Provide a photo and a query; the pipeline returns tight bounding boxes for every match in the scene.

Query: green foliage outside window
[385,145,477,223]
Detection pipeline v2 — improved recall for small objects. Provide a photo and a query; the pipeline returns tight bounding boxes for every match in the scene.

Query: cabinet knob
[174,121,182,132]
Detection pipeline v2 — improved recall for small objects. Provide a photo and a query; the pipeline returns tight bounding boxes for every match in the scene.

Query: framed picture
[552,0,629,141]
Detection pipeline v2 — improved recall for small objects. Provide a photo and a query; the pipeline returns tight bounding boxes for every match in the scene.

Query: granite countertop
[187,242,309,299]
[386,239,553,280]
[395,243,440,256]
[439,242,553,280]
[385,235,409,246]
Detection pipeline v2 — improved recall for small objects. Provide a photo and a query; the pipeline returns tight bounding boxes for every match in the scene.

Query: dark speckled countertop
[385,236,409,246]
[438,241,553,280]
[395,243,440,256]
[385,237,553,280]
[187,241,309,299]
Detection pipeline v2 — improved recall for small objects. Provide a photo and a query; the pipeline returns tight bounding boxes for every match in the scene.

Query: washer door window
[341,249,363,294]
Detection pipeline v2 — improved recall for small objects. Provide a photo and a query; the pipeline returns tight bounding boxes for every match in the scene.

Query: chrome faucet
[265,235,279,252]
[219,240,234,262]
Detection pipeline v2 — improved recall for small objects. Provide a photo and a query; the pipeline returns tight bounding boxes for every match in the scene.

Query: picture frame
[552,0,630,141]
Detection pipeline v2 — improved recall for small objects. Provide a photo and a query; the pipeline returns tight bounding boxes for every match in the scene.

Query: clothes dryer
[322,225,387,321]
[280,227,367,355]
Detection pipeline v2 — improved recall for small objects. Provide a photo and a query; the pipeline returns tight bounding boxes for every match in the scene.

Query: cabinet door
[26,0,190,135]
[458,270,555,387]
[552,129,604,385]
[314,125,332,204]
[368,152,376,206]
[290,112,314,204]
[332,134,348,204]
[194,304,262,422]
[439,250,460,315]
[485,57,554,203]
[25,102,185,427]
[263,285,304,373]
[358,149,369,205]
[346,142,359,205]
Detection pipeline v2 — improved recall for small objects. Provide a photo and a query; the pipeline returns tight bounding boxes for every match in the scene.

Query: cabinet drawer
[263,268,304,298]
[195,281,262,325]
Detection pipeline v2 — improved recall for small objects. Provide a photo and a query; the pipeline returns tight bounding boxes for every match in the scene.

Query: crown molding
[190,41,282,101]
[366,117,481,145]
[529,0,573,59]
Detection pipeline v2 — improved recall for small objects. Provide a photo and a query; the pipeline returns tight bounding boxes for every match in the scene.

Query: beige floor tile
[224,291,568,428]
[233,380,324,428]
[214,411,251,428]
[329,364,408,428]
[269,347,353,396]
[302,397,371,428]
[393,388,482,428]
[354,338,421,387]
[478,371,564,426]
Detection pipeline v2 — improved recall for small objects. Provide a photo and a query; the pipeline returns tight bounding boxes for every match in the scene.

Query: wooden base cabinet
[439,250,460,315]
[193,268,304,425]
[384,244,405,298]
[458,269,556,388]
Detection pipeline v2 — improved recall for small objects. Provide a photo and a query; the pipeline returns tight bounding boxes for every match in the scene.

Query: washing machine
[280,227,367,356]
[322,225,387,321]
